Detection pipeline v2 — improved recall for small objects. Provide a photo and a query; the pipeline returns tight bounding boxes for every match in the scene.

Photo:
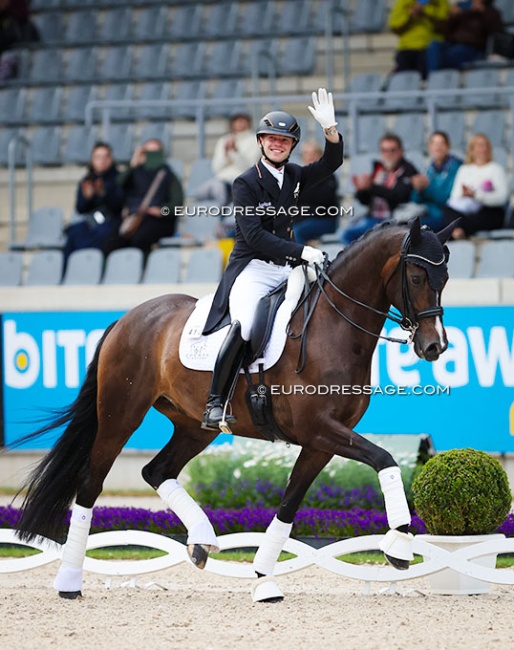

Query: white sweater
[449,161,509,207]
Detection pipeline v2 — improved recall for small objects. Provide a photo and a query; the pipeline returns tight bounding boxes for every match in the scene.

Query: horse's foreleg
[312,419,414,570]
[142,424,220,569]
[252,448,333,603]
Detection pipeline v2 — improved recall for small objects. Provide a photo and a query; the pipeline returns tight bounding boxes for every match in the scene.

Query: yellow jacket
[389,0,450,51]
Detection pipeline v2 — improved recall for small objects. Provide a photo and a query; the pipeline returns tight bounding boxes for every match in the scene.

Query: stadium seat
[446,241,476,279]
[475,240,514,277]
[28,49,63,84]
[355,114,387,154]
[31,12,63,45]
[64,10,97,45]
[26,87,63,125]
[142,248,182,284]
[0,88,26,126]
[350,0,387,33]
[62,125,98,165]
[177,200,222,244]
[339,152,375,196]
[171,42,207,80]
[343,73,383,113]
[470,110,506,148]
[167,157,184,181]
[98,8,132,44]
[133,7,168,42]
[62,86,97,123]
[104,124,135,163]
[185,158,215,200]
[184,247,223,283]
[383,71,423,111]
[98,46,133,82]
[424,69,462,110]
[204,41,244,78]
[239,1,276,37]
[392,113,426,153]
[102,248,144,284]
[64,48,99,84]
[202,3,239,38]
[30,126,62,166]
[102,84,135,123]
[25,250,64,286]
[278,38,316,76]
[205,79,247,119]
[0,252,23,286]
[168,5,203,40]
[137,82,172,121]
[62,248,104,285]
[169,81,205,120]
[460,69,502,109]
[133,44,170,81]
[10,206,65,250]
[272,0,314,36]
[0,128,22,167]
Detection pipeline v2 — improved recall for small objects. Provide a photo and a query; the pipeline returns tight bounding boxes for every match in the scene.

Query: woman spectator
[410,131,462,230]
[443,133,508,238]
[63,142,124,260]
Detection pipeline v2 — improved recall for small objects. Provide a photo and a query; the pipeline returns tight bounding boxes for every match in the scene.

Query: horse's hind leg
[55,408,149,599]
[252,447,333,603]
[141,419,219,569]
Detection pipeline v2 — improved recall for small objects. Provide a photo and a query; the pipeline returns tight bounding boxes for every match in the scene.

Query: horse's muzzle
[417,338,447,362]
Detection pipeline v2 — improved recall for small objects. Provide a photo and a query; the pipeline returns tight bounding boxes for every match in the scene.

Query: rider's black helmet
[256,111,301,144]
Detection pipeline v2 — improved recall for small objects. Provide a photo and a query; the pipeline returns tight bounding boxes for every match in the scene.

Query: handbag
[119,168,167,238]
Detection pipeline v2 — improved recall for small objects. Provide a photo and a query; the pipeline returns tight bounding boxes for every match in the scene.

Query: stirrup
[201,401,236,432]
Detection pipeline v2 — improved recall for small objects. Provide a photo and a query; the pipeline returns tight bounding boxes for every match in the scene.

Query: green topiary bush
[412,448,512,535]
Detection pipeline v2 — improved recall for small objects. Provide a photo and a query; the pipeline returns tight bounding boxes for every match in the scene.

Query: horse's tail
[14,321,118,543]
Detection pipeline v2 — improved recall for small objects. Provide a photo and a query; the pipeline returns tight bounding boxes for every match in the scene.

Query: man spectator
[340,133,418,245]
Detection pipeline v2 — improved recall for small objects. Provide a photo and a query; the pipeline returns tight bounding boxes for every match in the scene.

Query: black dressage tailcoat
[203,135,344,334]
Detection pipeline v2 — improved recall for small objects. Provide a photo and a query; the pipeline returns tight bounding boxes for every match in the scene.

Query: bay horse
[13,217,456,602]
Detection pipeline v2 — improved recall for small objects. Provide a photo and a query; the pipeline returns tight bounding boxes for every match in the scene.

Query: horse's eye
[411,275,422,286]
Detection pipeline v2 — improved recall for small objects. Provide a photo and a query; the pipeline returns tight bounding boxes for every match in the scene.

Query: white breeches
[229,259,293,341]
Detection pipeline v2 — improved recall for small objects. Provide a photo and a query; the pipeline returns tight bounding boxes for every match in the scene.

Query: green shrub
[412,448,512,535]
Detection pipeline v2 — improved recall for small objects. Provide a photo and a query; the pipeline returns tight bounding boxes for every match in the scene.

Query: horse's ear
[436,218,461,244]
[409,216,422,246]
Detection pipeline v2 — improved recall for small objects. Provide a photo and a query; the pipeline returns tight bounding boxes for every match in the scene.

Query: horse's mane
[326,220,406,272]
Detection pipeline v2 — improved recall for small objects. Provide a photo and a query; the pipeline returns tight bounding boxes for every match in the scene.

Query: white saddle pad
[179,265,314,373]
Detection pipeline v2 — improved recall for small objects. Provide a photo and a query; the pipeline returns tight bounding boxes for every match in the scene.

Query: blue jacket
[411,154,462,229]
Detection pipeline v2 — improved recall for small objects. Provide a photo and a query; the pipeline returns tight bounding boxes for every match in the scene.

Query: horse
[12,216,457,602]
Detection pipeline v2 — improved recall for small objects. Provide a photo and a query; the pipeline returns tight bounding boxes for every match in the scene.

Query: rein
[287,232,444,373]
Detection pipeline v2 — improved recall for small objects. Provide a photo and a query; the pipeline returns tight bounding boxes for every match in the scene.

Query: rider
[201,88,344,431]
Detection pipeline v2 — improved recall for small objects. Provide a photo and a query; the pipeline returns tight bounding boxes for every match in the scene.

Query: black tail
[14,322,118,543]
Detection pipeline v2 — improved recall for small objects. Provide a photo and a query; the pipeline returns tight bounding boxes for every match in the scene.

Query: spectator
[293,139,340,245]
[340,133,418,245]
[389,0,450,79]
[0,0,38,53]
[63,142,124,261]
[443,132,508,238]
[426,0,503,73]
[195,110,261,206]
[410,131,462,230]
[105,139,184,254]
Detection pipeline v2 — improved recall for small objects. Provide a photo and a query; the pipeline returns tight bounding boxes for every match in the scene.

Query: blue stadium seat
[355,114,387,154]
[64,11,97,45]
[0,252,23,286]
[142,248,182,284]
[239,1,276,37]
[184,247,223,283]
[470,110,507,148]
[169,81,205,120]
[98,8,133,44]
[62,125,98,165]
[278,38,316,76]
[62,86,97,123]
[171,42,207,80]
[25,250,64,286]
[64,48,99,84]
[102,248,144,285]
[202,3,239,38]
[0,88,26,126]
[31,126,62,166]
[62,248,104,285]
[137,82,172,121]
[26,87,63,125]
[28,50,64,85]
[383,71,423,111]
[133,44,170,81]
[424,69,462,110]
[461,69,503,109]
[350,0,387,33]
[434,112,466,152]
[168,5,203,41]
[98,46,133,82]
[133,6,168,42]
[392,113,427,153]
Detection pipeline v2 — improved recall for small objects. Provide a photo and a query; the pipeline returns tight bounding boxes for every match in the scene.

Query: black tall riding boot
[202,321,246,431]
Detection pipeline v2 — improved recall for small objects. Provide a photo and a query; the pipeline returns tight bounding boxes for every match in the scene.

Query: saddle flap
[249,281,287,361]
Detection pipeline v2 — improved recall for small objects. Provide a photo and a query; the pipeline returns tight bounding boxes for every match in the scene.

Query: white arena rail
[2,530,514,587]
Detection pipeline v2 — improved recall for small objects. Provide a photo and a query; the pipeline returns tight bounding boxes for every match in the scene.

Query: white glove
[308,88,338,130]
[301,246,324,266]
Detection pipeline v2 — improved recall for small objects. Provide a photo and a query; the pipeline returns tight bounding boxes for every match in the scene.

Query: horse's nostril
[425,342,441,360]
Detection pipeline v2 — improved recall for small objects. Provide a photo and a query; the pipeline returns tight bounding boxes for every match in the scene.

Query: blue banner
[1,307,513,452]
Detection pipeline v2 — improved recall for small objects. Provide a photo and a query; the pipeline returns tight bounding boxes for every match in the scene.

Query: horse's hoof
[384,554,410,571]
[252,576,284,603]
[187,544,209,570]
[58,591,82,600]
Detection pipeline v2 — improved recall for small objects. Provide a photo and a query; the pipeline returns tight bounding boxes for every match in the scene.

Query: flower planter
[418,533,505,595]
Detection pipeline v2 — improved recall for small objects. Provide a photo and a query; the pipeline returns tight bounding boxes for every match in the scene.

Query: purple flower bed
[1,504,513,539]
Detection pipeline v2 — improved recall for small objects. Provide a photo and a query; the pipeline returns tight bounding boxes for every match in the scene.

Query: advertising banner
[1,307,513,453]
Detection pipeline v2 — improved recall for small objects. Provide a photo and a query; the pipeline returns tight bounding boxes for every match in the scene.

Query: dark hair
[429,130,451,147]
[87,141,114,176]
[379,132,403,150]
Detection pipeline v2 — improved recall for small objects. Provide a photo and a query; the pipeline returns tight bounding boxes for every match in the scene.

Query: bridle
[287,231,447,372]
